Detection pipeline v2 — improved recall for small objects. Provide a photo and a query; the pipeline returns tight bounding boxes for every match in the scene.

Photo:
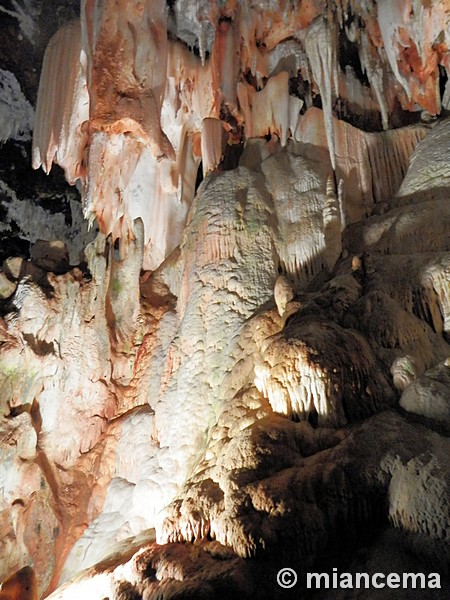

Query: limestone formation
[273,275,294,317]
[0,566,37,600]
[400,360,450,426]
[0,1,449,599]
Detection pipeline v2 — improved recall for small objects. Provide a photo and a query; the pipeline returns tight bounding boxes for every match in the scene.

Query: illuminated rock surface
[0,1,449,599]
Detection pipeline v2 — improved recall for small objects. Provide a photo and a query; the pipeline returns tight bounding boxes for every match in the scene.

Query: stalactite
[376,0,446,115]
[305,17,339,170]
[166,41,218,123]
[253,319,395,427]
[359,28,390,130]
[296,107,427,222]
[32,20,89,184]
[239,2,263,83]
[238,72,292,144]
[210,17,240,111]
[376,0,412,100]
[201,118,223,175]
[82,0,174,159]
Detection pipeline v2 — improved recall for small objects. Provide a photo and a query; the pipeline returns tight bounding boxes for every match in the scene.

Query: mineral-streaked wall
[0,1,449,599]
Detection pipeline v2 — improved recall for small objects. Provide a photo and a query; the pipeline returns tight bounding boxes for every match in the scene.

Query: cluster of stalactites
[32,0,450,270]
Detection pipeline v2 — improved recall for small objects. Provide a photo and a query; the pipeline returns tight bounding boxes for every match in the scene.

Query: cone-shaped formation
[32,21,89,184]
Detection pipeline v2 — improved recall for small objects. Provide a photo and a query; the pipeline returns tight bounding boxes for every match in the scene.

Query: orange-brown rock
[0,567,37,600]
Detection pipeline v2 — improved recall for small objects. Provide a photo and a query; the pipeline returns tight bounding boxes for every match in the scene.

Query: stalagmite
[322,176,342,271]
[274,275,294,317]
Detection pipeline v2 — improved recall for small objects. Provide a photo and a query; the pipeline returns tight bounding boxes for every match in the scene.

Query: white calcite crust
[1,1,450,597]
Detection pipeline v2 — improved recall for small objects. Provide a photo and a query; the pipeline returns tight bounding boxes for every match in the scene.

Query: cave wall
[0,2,450,599]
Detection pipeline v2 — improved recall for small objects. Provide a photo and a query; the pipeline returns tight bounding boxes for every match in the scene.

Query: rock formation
[0,1,449,599]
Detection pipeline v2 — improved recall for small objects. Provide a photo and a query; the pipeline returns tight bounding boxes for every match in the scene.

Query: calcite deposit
[0,1,449,599]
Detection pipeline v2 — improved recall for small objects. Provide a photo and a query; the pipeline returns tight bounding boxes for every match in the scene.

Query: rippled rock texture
[0,1,449,599]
